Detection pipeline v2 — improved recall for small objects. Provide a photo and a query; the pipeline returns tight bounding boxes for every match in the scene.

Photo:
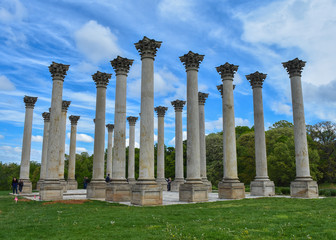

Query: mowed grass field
[0,191,335,240]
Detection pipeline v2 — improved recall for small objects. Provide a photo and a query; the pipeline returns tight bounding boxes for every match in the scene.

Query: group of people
[11,177,24,195]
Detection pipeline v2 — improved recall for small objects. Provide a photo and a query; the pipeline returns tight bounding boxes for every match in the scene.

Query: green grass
[1,191,336,239]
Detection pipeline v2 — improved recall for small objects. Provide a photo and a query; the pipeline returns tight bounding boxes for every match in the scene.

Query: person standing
[167,177,172,191]
[12,177,18,195]
[18,179,24,193]
[83,177,89,189]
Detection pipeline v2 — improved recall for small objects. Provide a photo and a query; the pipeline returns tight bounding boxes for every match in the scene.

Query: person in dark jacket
[12,177,18,195]
[105,174,111,183]
[166,177,172,191]
[18,179,24,193]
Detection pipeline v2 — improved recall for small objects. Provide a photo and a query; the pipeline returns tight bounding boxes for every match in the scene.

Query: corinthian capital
[42,112,50,122]
[180,51,204,71]
[217,84,223,97]
[92,71,111,88]
[134,36,162,59]
[198,92,209,105]
[69,115,80,125]
[246,71,267,88]
[282,58,306,77]
[62,100,71,112]
[155,106,168,117]
[106,123,114,131]
[110,56,134,75]
[127,116,138,126]
[49,62,70,81]
[171,100,186,112]
[23,96,38,108]
[216,62,239,79]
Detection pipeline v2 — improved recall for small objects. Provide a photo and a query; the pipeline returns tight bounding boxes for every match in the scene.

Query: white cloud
[0,0,26,23]
[0,75,15,91]
[0,145,41,164]
[74,20,122,63]
[31,135,43,142]
[0,135,4,139]
[126,138,140,148]
[158,0,194,22]
[168,131,187,146]
[205,116,251,134]
[270,101,292,116]
[235,118,251,127]
[76,147,88,153]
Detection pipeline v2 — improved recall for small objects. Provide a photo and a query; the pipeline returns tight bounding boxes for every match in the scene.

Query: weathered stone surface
[250,180,275,196]
[87,181,107,199]
[179,183,208,202]
[290,180,318,198]
[40,180,63,201]
[67,115,80,190]
[106,181,131,202]
[131,182,163,206]
[127,117,137,182]
[106,124,114,177]
[171,179,185,192]
[218,181,245,199]
[67,179,78,190]
[37,112,50,190]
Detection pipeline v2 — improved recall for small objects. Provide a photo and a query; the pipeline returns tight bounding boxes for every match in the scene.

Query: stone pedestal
[40,180,63,201]
[290,179,319,198]
[202,180,212,192]
[250,180,275,196]
[218,181,245,199]
[106,180,131,202]
[179,182,208,202]
[171,179,185,192]
[87,180,107,199]
[67,179,78,190]
[131,181,163,206]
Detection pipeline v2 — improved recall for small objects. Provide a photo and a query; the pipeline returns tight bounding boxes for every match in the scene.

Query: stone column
[155,106,168,190]
[87,71,111,199]
[131,36,163,206]
[59,100,71,191]
[106,124,114,178]
[282,58,318,198]
[67,115,80,190]
[127,117,138,184]
[40,62,69,201]
[19,96,38,193]
[246,72,275,196]
[179,51,208,202]
[37,112,50,190]
[106,56,133,202]
[216,62,245,199]
[198,92,212,192]
[171,100,186,192]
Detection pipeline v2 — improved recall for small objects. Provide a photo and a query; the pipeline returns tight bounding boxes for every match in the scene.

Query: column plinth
[127,117,138,184]
[40,62,69,201]
[106,56,133,202]
[37,112,50,190]
[283,58,318,198]
[216,62,245,199]
[179,51,208,202]
[246,72,275,196]
[67,115,80,190]
[87,71,111,199]
[131,36,163,206]
[19,95,38,193]
[106,124,114,179]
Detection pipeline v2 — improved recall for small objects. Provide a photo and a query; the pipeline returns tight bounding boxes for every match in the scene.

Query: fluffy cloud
[31,135,43,142]
[158,0,194,22]
[205,117,251,134]
[0,0,26,23]
[270,101,292,116]
[76,147,88,153]
[67,132,94,143]
[168,131,187,146]
[0,75,15,91]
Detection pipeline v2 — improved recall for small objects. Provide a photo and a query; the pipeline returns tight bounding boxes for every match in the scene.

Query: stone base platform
[21,179,32,194]
[171,178,185,192]
[36,180,43,191]
[156,178,168,191]
[250,179,275,196]
[127,178,137,185]
[67,180,78,190]
[179,182,208,202]
[39,179,63,201]
[290,179,319,198]
[218,180,245,199]
[131,181,162,206]
[60,179,67,192]
[87,180,106,199]
[106,180,131,202]
[202,179,212,193]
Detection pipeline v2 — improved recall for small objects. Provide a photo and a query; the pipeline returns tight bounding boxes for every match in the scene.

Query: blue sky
[1,0,336,164]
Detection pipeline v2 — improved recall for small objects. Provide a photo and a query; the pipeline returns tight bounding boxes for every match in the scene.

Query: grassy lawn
[0,191,335,240]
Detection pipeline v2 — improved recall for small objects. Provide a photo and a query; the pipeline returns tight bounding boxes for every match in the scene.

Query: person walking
[12,177,18,195]
[166,177,172,191]
[18,179,24,193]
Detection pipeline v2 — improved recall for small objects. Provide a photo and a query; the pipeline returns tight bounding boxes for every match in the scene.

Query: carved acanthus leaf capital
[62,100,71,112]
[127,116,138,126]
[216,62,239,79]
[135,36,162,59]
[42,112,50,122]
[92,71,112,88]
[155,106,168,117]
[69,115,80,125]
[23,96,38,108]
[180,51,204,71]
[110,56,134,75]
[198,92,209,105]
[282,58,306,77]
[171,100,186,112]
[246,71,267,88]
[217,84,223,97]
[106,123,114,131]
[49,62,70,80]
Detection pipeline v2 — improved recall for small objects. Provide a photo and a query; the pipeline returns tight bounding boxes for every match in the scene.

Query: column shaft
[157,116,165,179]
[40,115,50,181]
[175,111,184,180]
[128,124,135,180]
[68,124,77,180]
[59,110,67,180]
[199,102,206,179]
[20,107,34,180]
[106,128,113,176]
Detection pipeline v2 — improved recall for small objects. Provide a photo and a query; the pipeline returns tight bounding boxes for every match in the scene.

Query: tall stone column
[40,62,69,201]
[106,124,114,178]
[198,92,212,192]
[37,112,50,190]
[127,117,138,184]
[67,115,80,190]
[246,72,275,196]
[106,56,133,202]
[131,36,163,206]
[179,51,208,202]
[59,100,71,191]
[216,62,245,199]
[19,96,38,193]
[155,106,168,190]
[171,100,186,192]
[87,71,111,199]
[282,58,318,198]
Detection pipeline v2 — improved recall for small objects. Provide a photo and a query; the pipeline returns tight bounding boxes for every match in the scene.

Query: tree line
[0,120,335,190]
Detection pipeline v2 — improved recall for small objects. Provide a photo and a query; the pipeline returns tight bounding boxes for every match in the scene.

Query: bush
[275,187,290,195]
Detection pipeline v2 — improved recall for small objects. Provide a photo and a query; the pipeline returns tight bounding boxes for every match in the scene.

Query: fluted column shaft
[198,93,208,180]
[155,107,168,181]
[175,110,184,179]
[127,117,137,180]
[68,116,80,180]
[106,124,114,176]
[59,101,70,180]
[40,112,50,181]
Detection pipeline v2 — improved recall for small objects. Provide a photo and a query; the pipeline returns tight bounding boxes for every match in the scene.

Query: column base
[67,179,78,190]
[202,178,212,193]
[290,178,319,198]
[127,178,137,185]
[36,180,44,191]
[250,179,275,196]
[156,178,168,191]
[60,179,67,192]
[218,179,245,199]
[20,179,32,194]
[86,180,107,199]
[171,178,185,192]
[40,179,63,201]
[179,181,208,202]
[106,180,131,202]
[131,180,162,206]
